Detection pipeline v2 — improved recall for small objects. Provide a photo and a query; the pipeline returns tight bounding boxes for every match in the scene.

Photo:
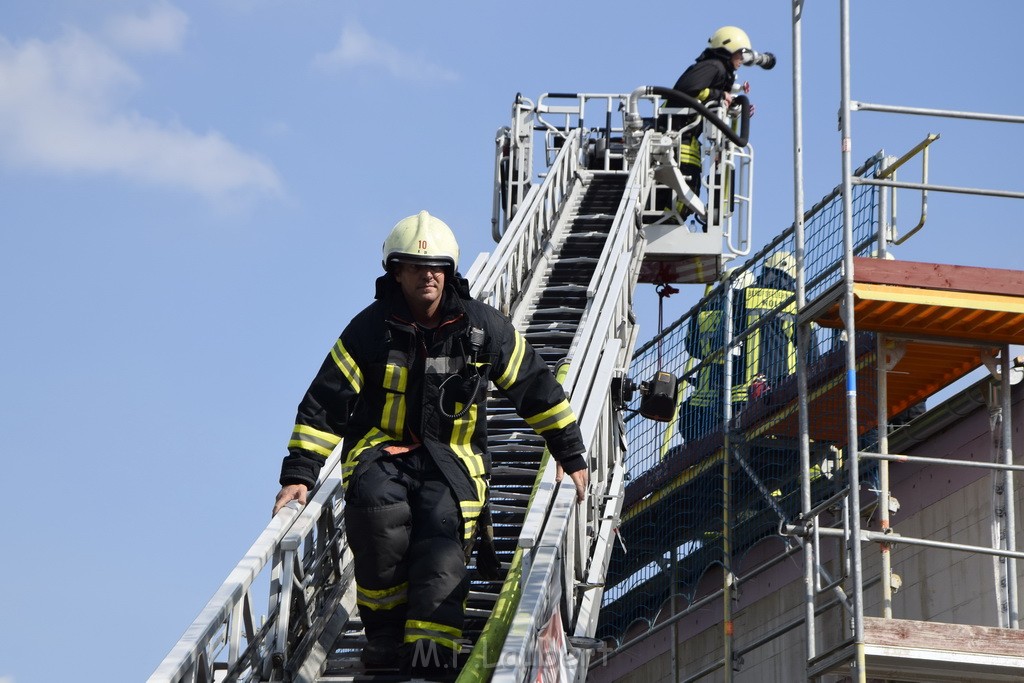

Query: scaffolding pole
[791,0,817,669]
[838,0,868,681]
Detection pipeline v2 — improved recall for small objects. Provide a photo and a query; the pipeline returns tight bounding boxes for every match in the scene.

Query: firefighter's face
[394,262,446,309]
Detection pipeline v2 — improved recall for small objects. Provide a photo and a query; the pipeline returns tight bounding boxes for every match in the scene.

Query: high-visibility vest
[734,286,797,398]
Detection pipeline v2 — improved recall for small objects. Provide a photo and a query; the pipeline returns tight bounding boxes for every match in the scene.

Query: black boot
[361,635,403,671]
[408,639,459,681]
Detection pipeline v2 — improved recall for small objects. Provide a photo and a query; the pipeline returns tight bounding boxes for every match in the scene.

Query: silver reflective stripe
[425,356,466,374]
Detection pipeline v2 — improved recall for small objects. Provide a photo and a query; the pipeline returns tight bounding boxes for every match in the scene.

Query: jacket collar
[374,273,471,331]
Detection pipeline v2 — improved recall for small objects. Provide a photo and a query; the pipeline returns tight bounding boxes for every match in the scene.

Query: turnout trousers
[343,445,468,662]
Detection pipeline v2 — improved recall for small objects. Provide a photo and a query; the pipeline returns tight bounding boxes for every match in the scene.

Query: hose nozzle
[742,50,776,70]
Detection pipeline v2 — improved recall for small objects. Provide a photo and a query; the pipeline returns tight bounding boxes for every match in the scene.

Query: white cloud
[314,21,458,83]
[105,2,189,54]
[0,29,281,200]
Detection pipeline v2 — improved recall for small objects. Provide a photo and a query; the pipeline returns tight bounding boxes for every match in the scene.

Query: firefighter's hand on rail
[556,463,590,503]
[273,483,308,517]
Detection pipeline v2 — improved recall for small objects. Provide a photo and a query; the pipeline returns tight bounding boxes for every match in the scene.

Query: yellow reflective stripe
[341,428,391,480]
[680,137,701,165]
[377,364,407,437]
[460,475,486,540]
[461,499,483,540]
[383,363,407,392]
[406,620,461,638]
[524,398,575,434]
[460,499,483,519]
[450,404,484,477]
[495,331,526,390]
[381,395,405,435]
[330,339,364,392]
[697,87,711,102]
[357,581,408,611]
[288,424,340,457]
[381,389,406,436]
[405,620,462,651]
[783,318,797,375]
[746,326,761,385]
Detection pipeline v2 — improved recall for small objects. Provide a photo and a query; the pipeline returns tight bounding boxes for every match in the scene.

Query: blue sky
[2,2,1022,681]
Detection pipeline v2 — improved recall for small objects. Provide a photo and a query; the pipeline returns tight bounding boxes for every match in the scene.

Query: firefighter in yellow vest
[679,269,754,442]
[272,212,588,676]
[732,250,814,403]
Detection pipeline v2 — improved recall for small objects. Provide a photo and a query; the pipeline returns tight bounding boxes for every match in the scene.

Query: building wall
[590,381,1024,682]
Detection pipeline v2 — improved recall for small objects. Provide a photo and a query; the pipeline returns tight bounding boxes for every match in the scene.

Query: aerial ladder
[149,85,755,683]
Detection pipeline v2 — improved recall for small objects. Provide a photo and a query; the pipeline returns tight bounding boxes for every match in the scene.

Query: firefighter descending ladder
[150,85,754,683]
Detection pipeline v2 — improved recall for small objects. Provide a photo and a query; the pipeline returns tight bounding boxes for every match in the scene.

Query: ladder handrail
[473,128,582,312]
[149,448,347,682]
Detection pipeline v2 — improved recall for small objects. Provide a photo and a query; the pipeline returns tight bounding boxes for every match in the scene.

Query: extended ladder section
[151,97,717,680]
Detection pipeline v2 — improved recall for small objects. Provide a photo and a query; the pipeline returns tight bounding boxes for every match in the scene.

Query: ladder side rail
[701,102,755,257]
[521,245,637,554]
[502,243,642,680]
[721,144,754,258]
[492,126,511,241]
[510,97,536,233]
[473,181,541,307]
[523,211,643,554]
[472,129,582,312]
[561,255,632,584]
[266,473,349,680]
[463,251,490,286]
[493,96,537,239]
[497,341,628,682]
[148,449,346,682]
[566,227,646,659]
[476,126,575,297]
[148,505,299,683]
[493,351,611,683]
[565,348,630,682]
[568,449,627,680]
[561,134,652,399]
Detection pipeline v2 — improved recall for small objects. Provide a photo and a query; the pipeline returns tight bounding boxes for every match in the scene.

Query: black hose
[646,86,751,147]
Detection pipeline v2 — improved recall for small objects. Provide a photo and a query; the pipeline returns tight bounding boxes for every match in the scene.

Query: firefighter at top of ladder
[663,26,775,224]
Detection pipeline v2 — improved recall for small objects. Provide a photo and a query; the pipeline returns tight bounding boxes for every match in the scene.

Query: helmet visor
[388,254,454,269]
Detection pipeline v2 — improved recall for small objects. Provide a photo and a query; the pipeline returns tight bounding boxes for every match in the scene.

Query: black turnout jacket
[670,48,737,105]
[280,274,586,524]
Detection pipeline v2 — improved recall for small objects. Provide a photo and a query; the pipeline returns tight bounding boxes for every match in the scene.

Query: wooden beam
[853,257,1024,297]
[863,617,1024,657]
